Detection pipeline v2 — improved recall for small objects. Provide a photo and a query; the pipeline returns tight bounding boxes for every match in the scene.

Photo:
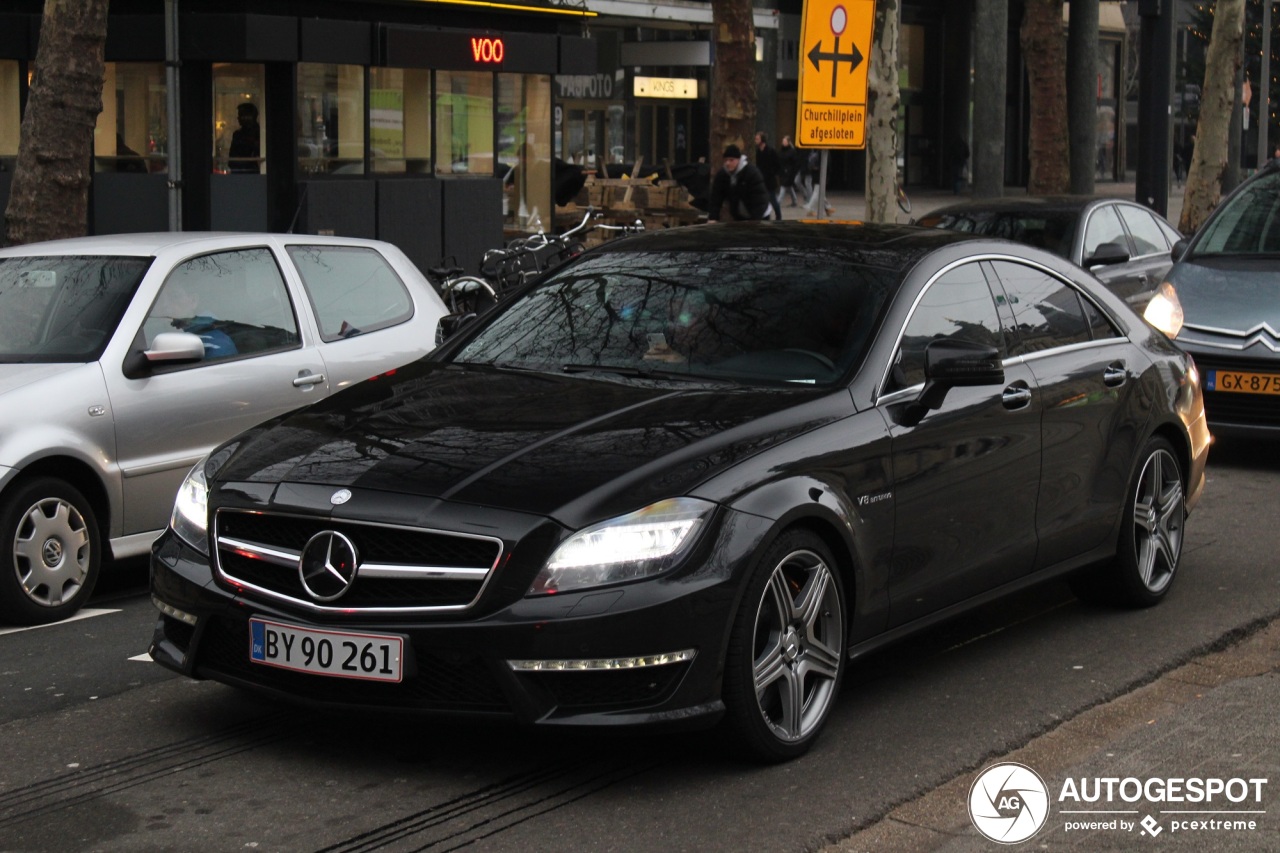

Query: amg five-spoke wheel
[1071,437,1185,608]
[725,530,846,761]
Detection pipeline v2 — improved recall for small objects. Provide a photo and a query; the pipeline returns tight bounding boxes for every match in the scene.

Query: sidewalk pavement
[806,181,1187,231]
[824,616,1280,851]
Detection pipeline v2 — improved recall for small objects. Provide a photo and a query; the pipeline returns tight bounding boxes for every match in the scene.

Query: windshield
[1193,169,1280,257]
[0,255,152,363]
[454,249,895,386]
[920,210,1077,257]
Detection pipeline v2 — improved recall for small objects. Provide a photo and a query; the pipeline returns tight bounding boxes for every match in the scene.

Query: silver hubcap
[12,497,91,608]
[1132,449,1184,594]
[752,548,844,743]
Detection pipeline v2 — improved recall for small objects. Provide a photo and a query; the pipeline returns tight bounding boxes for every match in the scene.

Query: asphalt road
[0,436,1275,853]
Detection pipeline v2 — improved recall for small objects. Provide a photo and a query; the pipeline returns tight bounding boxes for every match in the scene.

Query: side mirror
[146,332,206,363]
[899,340,1004,426]
[435,312,477,346]
[1085,241,1130,268]
[1171,238,1189,262]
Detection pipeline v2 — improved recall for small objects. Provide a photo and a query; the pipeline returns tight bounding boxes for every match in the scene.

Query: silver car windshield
[1193,169,1280,257]
[0,255,152,363]
[453,249,894,386]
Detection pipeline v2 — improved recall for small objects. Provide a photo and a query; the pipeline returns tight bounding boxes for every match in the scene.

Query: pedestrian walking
[754,132,784,220]
[802,149,835,217]
[706,144,773,222]
[777,135,803,207]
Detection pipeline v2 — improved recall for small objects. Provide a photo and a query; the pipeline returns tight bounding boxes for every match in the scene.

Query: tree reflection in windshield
[455,250,894,385]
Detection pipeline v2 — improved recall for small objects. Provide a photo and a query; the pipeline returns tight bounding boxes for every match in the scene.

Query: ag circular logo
[968,762,1050,844]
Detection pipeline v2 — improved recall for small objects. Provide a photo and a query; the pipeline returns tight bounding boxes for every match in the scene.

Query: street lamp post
[1260,1,1274,169]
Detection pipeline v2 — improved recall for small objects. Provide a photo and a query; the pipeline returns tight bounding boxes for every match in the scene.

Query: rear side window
[1116,204,1170,256]
[990,261,1090,355]
[288,246,413,342]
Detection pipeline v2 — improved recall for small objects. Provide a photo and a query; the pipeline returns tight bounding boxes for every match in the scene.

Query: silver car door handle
[292,372,326,388]
[1002,384,1032,409]
[1103,365,1127,387]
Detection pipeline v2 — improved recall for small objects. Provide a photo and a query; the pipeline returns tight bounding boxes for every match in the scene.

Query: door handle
[1002,383,1032,409]
[1103,364,1127,387]
[292,372,326,388]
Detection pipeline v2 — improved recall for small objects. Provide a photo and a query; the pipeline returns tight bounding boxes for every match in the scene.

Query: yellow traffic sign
[796,0,875,149]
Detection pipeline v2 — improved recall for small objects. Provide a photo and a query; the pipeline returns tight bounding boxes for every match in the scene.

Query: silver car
[0,233,447,624]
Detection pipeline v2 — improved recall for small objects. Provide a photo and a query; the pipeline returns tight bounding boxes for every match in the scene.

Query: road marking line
[0,608,121,636]
[129,652,154,662]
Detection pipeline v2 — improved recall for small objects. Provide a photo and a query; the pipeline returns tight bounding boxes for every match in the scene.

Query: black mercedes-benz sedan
[150,222,1210,761]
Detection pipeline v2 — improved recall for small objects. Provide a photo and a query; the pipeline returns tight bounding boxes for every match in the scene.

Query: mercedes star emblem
[298,530,359,602]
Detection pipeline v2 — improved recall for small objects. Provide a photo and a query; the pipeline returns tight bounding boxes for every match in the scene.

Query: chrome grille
[214,509,503,614]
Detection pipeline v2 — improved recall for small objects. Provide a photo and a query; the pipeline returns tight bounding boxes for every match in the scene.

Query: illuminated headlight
[527,497,715,596]
[170,459,210,555]
[1143,281,1184,339]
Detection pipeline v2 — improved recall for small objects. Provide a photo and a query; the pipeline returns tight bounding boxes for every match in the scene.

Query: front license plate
[1207,369,1280,395]
[249,618,403,683]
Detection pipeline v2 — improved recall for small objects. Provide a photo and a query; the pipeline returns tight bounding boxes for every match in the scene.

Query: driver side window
[144,248,299,359]
[892,263,1005,390]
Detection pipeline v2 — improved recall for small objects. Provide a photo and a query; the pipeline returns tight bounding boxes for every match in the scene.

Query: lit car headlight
[1144,281,1184,339]
[528,497,716,596]
[170,459,210,555]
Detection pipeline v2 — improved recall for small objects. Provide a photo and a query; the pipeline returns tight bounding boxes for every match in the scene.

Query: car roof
[590,221,983,271]
[0,232,396,257]
[921,196,1108,218]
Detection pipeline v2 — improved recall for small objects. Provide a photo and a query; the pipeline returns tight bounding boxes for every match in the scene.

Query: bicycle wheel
[896,184,912,214]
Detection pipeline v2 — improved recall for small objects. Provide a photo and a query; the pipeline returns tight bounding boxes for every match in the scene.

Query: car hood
[214,361,851,522]
[0,362,84,397]
[1169,258,1280,331]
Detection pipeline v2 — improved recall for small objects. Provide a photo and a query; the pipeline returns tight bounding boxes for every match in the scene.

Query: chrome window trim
[874,253,1129,405]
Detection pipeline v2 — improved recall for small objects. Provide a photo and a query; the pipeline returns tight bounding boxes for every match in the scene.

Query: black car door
[882,261,1043,628]
[986,259,1143,567]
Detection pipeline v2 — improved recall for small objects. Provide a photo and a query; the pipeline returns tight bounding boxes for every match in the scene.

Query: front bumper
[1178,345,1280,439]
[149,512,766,730]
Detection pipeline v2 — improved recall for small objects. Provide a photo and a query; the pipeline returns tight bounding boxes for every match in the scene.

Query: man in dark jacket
[754,131,784,220]
[706,144,773,222]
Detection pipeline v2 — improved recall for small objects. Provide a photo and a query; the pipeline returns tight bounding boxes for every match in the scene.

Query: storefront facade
[0,0,596,272]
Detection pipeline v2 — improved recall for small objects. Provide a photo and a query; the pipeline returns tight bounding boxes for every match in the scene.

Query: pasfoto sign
[796,0,875,149]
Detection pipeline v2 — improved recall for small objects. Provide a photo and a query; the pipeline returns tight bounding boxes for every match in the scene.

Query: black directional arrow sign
[807,38,865,99]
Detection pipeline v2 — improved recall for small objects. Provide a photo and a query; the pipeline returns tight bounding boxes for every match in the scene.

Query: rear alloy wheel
[0,477,102,625]
[1072,437,1185,608]
[724,530,846,762]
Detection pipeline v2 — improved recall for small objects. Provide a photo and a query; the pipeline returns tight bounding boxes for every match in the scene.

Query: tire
[0,477,102,625]
[1070,437,1185,608]
[722,529,846,762]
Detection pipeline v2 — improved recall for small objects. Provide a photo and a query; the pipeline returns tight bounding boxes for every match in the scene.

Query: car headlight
[171,459,210,555]
[1143,281,1184,339]
[528,497,716,596]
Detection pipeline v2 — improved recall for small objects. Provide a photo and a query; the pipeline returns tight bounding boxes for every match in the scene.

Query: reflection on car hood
[1170,258,1280,331]
[216,361,848,521]
[0,363,83,397]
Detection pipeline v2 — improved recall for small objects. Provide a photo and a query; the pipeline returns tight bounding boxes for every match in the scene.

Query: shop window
[369,67,432,174]
[94,62,167,173]
[1,60,18,162]
[213,63,265,174]
[498,74,551,232]
[298,63,365,175]
[436,70,493,177]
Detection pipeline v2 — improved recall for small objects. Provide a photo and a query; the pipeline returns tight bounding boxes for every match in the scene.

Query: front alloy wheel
[724,530,846,762]
[0,477,101,625]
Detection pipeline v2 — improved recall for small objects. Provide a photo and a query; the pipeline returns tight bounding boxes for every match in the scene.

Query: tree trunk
[3,0,109,247]
[1021,0,1069,195]
[1181,0,1246,234]
[972,0,1008,198]
[709,0,758,158]
[865,0,901,223]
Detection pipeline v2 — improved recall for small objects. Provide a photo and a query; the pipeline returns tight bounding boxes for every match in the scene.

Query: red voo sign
[471,37,504,64]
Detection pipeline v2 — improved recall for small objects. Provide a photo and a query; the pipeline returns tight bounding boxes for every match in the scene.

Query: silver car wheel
[13,496,92,608]
[1131,447,1184,595]
[751,548,844,743]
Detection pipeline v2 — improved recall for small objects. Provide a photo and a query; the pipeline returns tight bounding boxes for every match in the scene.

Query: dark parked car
[150,223,1210,761]
[1148,161,1280,438]
[917,196,1183,310]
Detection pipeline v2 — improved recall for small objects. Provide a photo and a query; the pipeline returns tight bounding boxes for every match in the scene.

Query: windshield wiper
[561,363,716,382]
